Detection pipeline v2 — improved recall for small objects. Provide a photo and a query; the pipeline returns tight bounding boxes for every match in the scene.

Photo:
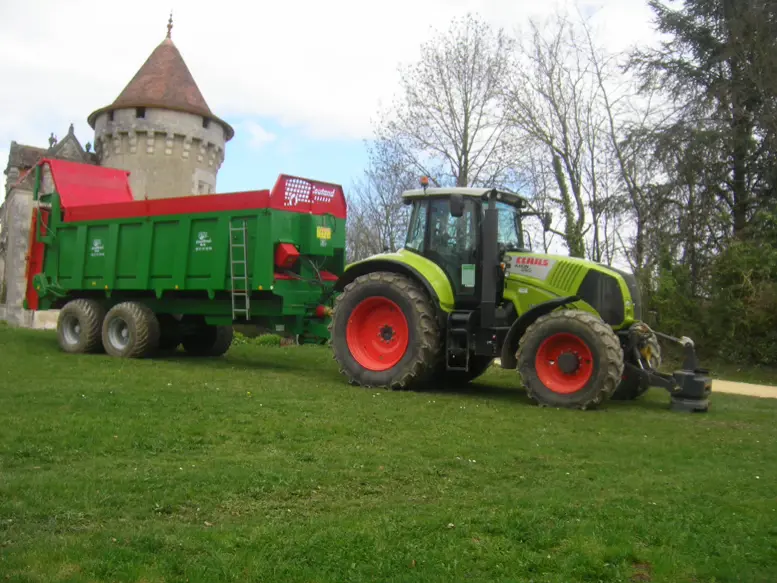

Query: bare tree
[345,139,417,263]
[375,13,520,189]
[503,14,605,258]
[503,12,657,265]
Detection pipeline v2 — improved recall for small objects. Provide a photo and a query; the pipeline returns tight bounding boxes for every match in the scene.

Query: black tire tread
[102,302,160,358]
[182,325,233,357]
[517,309,624,409]
[330,271,441,390]
[208,326,234,356]
[156,314,183,352]
[57,298,105,354]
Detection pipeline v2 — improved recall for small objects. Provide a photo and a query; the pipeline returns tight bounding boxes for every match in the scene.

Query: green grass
[1,326,777,583]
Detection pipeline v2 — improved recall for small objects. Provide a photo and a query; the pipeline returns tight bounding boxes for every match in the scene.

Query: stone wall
[0,185,61,329]
[0,186,34,326]
[0,201,7,300]
[93,107,227,199]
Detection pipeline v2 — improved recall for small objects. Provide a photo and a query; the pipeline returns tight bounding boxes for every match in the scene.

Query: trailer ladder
[229,220,251,320]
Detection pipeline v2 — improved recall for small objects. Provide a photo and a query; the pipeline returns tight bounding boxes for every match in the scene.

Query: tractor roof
[401,186,528,206]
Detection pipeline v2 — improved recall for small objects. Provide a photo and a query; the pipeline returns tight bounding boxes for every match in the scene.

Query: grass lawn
[1,323,776,582]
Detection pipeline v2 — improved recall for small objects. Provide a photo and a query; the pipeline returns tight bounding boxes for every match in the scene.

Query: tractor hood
[503,252,641,327]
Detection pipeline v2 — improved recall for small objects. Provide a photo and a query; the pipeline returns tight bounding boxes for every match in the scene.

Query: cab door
[425,197,480,306]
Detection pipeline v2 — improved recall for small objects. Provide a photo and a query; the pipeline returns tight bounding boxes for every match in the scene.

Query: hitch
[624,325,711,413]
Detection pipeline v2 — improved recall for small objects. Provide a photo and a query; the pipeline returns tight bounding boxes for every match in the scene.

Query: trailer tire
[517,309,623,410]
[330,271,441,390]
[156,314,183,352]
[57,299,105,354]
[101,302,161,358]
[182,325,233,357]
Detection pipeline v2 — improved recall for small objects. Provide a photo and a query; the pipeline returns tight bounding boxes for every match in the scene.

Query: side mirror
[542,212,552,232]
[449,194,465,218]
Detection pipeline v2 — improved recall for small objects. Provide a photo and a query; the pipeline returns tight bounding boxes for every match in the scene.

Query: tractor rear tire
[612,331,662,401]
[517,309,624,409]
[57,299,105,354]
[330,271,441,390]
[182,325,233,357]
[101,302,161,358]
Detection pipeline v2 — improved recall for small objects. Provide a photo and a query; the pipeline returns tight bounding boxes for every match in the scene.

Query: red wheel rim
[346,296,409,372]
[534,332,594,394]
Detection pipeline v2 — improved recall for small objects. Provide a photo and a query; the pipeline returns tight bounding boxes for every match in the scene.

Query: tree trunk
[552,153,585,257]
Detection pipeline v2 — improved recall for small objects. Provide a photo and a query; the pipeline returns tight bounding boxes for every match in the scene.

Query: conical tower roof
[87,18,233,140]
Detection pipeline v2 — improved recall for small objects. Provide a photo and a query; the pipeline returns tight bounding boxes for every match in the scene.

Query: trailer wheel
[612,330,662,400]
[57,299,105,354]
[101,302,161,358]
[156,314,183,352]
[517,309,623,409]
[330,271,441,390]
[182,325,233,357]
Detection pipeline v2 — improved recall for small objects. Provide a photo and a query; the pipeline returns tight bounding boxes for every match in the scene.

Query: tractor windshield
[495,202,525,251]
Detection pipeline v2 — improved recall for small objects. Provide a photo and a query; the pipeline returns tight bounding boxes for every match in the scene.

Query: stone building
[0,17,234,327]
[0,128,97,327]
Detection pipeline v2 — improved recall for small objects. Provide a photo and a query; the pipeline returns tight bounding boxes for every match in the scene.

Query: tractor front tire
[182,325,233,357]
[330,271,441,390]
[101,302,161,358]
[517,309,624,409]
[57,299,105,354]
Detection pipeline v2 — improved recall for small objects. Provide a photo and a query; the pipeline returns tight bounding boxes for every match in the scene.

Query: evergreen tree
[630,0,777,240]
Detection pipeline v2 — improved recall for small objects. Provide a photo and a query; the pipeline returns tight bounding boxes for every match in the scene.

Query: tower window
[108,111,114,122]
[202,117,210,129]
[135,107,146,118]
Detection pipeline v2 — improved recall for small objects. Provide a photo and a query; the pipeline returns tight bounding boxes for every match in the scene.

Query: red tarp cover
[40,159,134,216]
[34,158,347,222]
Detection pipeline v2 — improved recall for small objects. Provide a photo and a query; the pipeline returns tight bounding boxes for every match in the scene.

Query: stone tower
[86,15,234,199]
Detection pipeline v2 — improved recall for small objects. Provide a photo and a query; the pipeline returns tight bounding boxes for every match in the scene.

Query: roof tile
[87,36,233,140]
[113,38,212,117]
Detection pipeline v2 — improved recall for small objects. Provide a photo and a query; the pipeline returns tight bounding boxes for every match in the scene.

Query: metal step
[446,310,474,372]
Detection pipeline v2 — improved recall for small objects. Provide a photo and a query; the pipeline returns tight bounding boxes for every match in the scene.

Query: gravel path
[711,380,777,399]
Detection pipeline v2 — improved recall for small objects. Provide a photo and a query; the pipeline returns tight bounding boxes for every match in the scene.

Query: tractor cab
[400,182,537,309]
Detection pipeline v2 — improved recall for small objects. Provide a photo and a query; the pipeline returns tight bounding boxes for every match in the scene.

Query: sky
[0,0,660,202]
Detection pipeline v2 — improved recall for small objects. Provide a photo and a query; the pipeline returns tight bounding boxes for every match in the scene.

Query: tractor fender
[334,259,452,324]
[499,295,580,369]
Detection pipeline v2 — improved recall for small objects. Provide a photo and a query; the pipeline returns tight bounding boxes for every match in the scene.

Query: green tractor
[330,182,711,412]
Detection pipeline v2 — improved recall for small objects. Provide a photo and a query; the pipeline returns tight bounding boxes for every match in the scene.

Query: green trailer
[24,158,347,357]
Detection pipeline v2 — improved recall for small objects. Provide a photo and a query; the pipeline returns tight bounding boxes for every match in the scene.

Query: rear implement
[25,158,346,357]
